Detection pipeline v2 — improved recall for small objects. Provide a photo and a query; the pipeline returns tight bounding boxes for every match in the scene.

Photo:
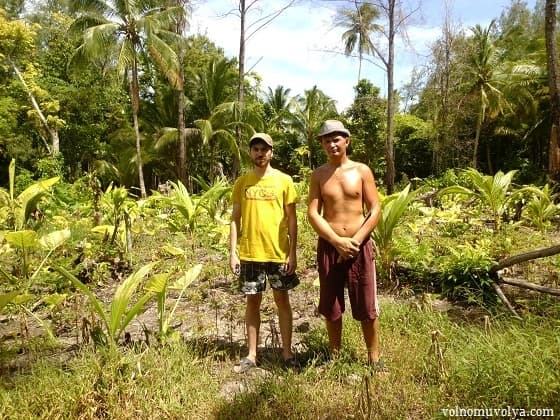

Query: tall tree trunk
[10,59,59,155]
[238,0,246,105]
[546,0,560,182]
[472,104,483,169]
[130,59,147,198]
[384,0,396,194]
[485,139,494,174]
[232,0,247,180]
[177,56,187,186]
[175,3,188,187]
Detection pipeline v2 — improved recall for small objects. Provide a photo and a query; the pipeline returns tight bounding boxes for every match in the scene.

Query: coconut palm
[192,57,255,180]
[290,86,337,169]
[334,1,381,82]
[68,0,184,198]
[464,20,510,170]
[264,85,292,131]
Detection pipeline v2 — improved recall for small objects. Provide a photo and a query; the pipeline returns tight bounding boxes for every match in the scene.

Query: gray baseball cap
[317,120,350,138]
[249,132,273,147]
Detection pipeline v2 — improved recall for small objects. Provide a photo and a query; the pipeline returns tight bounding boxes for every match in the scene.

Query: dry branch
[490,244,560,273]
[499,277,560,296]
[491,282,522,319]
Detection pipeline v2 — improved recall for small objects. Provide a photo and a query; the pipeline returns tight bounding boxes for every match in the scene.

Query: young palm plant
[144,262,202,341]
[372,184,418,282]
[522,184,560,233]
[91,184,138,253]
[0,158,59,231]
[55,261,160,347]
[439,168,523,231]
[0,228,71,338]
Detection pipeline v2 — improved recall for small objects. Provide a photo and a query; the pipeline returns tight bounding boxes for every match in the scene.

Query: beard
[252,158,270,167]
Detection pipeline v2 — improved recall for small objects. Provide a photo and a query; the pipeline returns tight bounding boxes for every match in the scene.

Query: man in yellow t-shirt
[230,132,299,372]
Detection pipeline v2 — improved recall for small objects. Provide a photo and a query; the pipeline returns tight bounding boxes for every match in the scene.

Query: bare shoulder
[352,161,374,178]
[310,164,330,180]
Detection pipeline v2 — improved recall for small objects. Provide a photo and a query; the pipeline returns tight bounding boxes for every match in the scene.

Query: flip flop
[234,357,256,373]
[368,359,388,374]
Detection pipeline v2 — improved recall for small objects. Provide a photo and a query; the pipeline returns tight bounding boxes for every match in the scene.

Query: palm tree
[193,57,260,180]
[334,1,381,82]
[290,86,337,169]
[167,0,191,187]
[464,20,509,170]
[69,0,184,197]
[264,85,292,131]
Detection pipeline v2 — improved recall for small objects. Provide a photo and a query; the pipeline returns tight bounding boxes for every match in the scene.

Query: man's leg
[245,293,262,363]
[272,289,294,360]
[361,317,380,363]
[326,317,343,356]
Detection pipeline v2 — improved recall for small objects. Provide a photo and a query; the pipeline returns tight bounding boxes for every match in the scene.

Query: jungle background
[1,0,559,419]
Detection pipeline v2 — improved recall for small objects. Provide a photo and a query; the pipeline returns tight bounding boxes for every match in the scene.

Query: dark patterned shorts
[238,261,299,294]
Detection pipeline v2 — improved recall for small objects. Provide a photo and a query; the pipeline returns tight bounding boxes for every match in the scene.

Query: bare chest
[320,167,362,202]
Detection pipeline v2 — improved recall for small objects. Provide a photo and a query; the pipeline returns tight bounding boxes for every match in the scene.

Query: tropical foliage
[1,2,559,417]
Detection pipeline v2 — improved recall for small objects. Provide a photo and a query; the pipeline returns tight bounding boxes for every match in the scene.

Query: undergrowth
[1,300,558,419]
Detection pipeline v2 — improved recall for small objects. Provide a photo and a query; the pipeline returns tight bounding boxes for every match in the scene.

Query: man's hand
[285,252,297,275]
[230,254,240,275]
[334,237,360,261]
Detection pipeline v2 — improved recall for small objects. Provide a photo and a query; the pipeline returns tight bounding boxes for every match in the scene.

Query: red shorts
[317,237,379,322]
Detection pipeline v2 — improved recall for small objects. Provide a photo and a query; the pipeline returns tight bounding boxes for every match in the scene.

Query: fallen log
[490,244,560,273]
[499,276,560,296]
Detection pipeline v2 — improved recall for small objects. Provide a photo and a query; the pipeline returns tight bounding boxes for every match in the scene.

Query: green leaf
[15,176,59,229]
[42,293,68,308]
[0,290,21,311]
[108,261,159,338]
[116,292,153,341]
[91,225,115,236]
[9,158,15,202]
[12,293,33,305]
[145,272,171,294]
[5,230,39,249]
[169,264,202,290]
[39,228,71,250]
[163,264,203,336]
[162,245,185,256]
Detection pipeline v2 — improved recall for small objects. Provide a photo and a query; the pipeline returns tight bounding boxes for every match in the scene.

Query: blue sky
[190,0,538,112]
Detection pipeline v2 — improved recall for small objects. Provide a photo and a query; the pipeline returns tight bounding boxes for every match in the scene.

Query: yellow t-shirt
[232,169,298,262]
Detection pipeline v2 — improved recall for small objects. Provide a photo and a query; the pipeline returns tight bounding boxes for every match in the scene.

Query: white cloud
[189,0,538,112]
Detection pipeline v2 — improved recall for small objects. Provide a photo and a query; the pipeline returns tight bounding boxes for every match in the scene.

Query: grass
[2,183,560,419]
[1,299,559,419]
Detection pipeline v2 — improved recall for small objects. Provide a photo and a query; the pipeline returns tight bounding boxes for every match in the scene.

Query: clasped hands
[335,237,360,262]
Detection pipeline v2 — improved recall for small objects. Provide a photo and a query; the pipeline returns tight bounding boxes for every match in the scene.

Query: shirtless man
[307,120,383,366]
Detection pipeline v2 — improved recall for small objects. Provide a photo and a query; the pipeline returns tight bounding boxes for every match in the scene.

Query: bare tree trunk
[384,0,396,194]
[238,0,246,105]
[472,105,482,169]
[10,59,59,155]
[130,60,147,198]
[546,0,560,181]
[175,2,188,187]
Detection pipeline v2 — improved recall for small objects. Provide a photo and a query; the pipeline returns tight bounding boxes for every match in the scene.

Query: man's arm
[229,202,241,274]
[285,202,297,275]
[351,164,381,244]
[307,170,360,259]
